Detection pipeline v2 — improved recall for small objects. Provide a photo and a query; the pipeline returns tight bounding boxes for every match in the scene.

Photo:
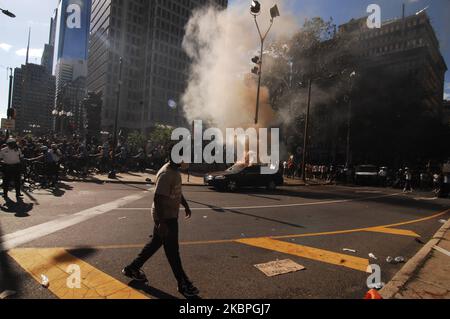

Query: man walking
[0,138,24,201]
[122,157,199,297]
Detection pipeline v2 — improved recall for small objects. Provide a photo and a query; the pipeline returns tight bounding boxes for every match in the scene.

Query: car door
[241,165,261,187]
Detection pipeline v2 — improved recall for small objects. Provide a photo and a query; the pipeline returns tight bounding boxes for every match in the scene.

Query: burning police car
[204,163,284,192]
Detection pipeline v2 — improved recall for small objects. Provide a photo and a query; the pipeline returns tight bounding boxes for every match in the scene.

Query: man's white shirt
[0,147,23,165]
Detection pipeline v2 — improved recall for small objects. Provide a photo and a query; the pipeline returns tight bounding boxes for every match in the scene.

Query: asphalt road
[1,181,449,299]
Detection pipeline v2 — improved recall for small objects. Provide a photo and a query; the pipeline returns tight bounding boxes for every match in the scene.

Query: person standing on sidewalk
[122,157,199,297]
[0,138,24,201]
[403,168,413,193]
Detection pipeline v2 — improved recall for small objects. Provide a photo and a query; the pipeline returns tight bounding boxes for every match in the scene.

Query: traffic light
[251,56,261,75]
[250,1,261,15]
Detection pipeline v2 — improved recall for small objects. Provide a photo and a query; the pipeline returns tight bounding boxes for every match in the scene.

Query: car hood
[206,171,235,177]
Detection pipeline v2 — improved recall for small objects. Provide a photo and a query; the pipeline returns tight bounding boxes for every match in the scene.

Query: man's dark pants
[130,218,189,284]
[3,164,21,197]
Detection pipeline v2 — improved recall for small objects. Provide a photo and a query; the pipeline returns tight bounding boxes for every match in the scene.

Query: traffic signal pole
[6,67,13,137]
[254,37,264,125]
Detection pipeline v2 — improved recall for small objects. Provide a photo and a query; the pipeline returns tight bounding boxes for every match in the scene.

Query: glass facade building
[87,0,227,133]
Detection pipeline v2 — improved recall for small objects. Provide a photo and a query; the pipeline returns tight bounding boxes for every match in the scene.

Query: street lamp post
[6,67,13,138]
[59,111,66,134]
[345,71,357,169]
[109,57,123,179]
[301,79,313,182]
[250,1,280,125]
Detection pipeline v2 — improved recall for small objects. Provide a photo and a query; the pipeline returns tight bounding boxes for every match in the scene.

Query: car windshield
[226,163,247,173]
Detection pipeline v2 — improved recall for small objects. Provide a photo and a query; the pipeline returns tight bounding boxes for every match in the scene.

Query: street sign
[1,118,15,130]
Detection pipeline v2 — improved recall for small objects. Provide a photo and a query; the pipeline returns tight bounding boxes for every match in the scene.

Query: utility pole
[345,72,357,169]
[301,79,313,183]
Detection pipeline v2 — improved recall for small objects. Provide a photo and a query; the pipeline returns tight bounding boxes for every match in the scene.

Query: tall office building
[41,10,58,74]
[53,0,92,133]
[339,11,447,113]
[12,64,56,134]
[87,0,228,133]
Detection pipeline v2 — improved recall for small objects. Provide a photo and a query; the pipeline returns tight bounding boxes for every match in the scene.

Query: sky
[0,0,449,119]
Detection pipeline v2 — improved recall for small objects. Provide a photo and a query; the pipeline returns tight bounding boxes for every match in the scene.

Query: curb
[62,178,204,186]
[379,211,450,299]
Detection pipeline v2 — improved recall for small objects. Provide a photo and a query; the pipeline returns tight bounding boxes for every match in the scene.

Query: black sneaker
[121,266,148,282]
[178,280,199,297]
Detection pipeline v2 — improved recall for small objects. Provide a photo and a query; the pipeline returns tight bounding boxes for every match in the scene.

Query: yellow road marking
[236,237,371,273]
[53,209,449,251]
[364,227,420,237]
[7,248,149,299]
[271,210,448,240]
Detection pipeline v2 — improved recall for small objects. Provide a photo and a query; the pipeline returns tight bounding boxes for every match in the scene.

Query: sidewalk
[63,171,204,186]
[380,217,450,299]
[63,171,330,187]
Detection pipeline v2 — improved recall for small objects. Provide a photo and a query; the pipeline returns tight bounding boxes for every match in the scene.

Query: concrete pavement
[380,217,450,299]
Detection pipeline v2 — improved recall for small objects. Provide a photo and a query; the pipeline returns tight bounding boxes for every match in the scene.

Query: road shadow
[128,280,180,299]
[65,248,98,261]
[0,222,19,297]
[188,199,305,229]
[0,198,34,218]
[217,186,449,214]
[114,181,153,192]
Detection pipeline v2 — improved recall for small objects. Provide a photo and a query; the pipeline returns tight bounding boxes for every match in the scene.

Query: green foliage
[148,124,173,147]
[127,131,146,151]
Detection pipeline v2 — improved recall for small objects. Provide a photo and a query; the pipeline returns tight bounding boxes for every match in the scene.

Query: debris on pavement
[438,219,447,224]
[203,216,208,219]
[0,290,16,299]
[386,256,406,264]
[118,217,127,220]
[254,259,305,277]
[40,275,50,288]
[342,248,357,253]
[368,253,377,260]
[394,256,406,263]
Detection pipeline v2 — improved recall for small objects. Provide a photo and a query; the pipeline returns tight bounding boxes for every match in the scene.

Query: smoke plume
[181,0,299,130]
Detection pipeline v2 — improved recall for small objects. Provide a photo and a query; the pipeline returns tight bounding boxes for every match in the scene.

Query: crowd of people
[0,133,173,197]
[282,155,450,197]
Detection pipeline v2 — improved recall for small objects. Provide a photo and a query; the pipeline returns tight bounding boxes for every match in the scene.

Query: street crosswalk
[8,248,149,299]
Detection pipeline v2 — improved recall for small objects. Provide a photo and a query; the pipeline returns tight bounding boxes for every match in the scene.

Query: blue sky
[1,0,449,119]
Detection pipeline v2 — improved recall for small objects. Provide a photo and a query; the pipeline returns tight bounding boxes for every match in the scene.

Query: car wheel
[227,180,238,192]
[267,181,277,191]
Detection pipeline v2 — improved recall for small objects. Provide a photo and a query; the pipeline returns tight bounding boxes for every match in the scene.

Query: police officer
[0,138,24,201]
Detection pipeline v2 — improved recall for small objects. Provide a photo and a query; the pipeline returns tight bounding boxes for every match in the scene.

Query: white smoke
[181,0,299,130]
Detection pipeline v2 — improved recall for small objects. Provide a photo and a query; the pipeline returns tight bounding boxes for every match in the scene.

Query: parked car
[354,165,379,185]
[204,163,284,192]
